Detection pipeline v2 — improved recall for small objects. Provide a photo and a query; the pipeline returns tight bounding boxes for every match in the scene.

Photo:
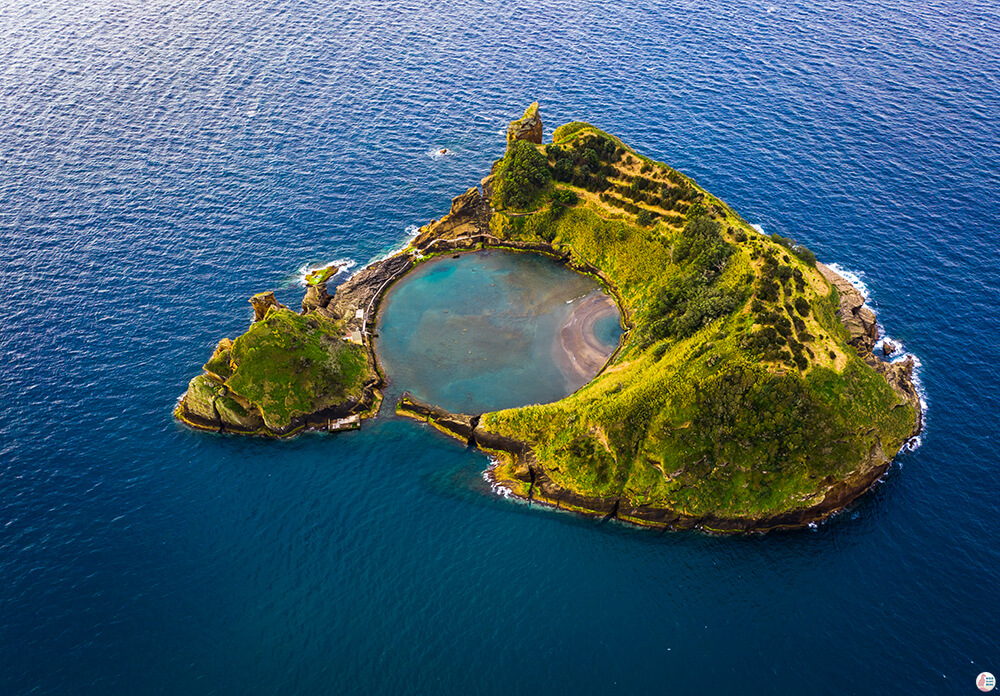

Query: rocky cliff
[176,286,380,436]
[394,104,923,532]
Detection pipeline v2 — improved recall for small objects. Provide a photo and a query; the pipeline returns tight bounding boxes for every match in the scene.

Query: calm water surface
[376,250,619,413]
[1,0,998,694]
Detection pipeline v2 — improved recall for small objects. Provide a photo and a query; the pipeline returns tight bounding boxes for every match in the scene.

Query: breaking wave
[427,147,454,160]
[293,259,356,286]
[482,457,512,498]
[368,224,421,266]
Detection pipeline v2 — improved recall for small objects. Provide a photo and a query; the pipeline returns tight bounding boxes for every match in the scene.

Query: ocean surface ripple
[1,0,998,693]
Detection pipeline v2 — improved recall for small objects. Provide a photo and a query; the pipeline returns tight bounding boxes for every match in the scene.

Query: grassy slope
[481,124,917,520]
[223,308,370,430]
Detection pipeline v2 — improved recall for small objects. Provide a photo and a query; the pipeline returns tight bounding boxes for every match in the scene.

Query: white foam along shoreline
[294,258,356,286]
[826,261,928,448]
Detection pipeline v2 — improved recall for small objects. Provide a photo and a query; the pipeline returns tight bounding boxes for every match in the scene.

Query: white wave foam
[482,458,513,498]
[825,262,872,301]
[750,223,765,235]
[906,353,929,418]
[366,224,422,267]
[294,258,356,286]
[826,262,928,449]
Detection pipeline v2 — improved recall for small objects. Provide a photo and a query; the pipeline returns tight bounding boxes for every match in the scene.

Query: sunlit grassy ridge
[481,123,917,520]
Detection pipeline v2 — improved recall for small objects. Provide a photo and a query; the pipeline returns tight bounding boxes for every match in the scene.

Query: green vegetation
[477,120,918,522]
[771,233,818,267]
[491,140,551,211]
[180,307,373,434]
[202,338,234,381]
[305,266,337,286]
[225,308,370,429]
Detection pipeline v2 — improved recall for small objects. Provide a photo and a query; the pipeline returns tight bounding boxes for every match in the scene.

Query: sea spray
[482,457,512,498]
[368,224,421,266]
[826,262,872,302]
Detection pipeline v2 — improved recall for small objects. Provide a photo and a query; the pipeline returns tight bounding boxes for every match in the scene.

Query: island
[176,103,922,532]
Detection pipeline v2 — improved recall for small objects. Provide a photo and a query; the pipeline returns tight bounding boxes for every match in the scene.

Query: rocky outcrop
[302,282,331,313]
[817,263,922,431]
[414,186,492,242]
[868,354,923,432]
[401,392,900,533]
[413,186,493,249]
[507,102,543,144]
[177,285,382,437]
[818,263,877,352]
[396,393,480,445]
[250,291,286,322]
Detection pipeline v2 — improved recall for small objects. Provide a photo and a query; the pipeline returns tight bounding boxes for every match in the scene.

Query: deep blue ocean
[1,1,998,693]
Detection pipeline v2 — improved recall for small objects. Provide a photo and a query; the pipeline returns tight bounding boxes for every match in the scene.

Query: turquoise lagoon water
[1,0,999,694]
[376,250,620,413]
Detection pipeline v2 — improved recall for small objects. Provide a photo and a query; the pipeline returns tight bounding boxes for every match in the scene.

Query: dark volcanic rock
[328,254,415,337]
[411,186,493,251]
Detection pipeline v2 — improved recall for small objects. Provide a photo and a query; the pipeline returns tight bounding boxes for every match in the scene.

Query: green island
[176,103,922,532]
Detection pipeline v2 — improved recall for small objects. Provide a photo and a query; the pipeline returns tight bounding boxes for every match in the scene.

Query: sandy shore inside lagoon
[555,291,621,386]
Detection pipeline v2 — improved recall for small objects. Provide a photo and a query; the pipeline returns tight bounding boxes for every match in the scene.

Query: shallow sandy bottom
[555,291,621,384]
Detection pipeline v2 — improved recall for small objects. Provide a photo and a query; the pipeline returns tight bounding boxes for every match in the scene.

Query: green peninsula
[176,103,922,532]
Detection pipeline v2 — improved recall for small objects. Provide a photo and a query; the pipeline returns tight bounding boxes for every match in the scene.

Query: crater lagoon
[3,0,998,692]
[375,250,622,414]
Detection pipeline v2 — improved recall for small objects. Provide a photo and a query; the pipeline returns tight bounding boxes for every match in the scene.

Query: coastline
[394,251,922,534]
[174,107,923,533]
[175,180,921,532]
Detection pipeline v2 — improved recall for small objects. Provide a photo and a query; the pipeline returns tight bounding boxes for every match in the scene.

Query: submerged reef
[177,103,921,532]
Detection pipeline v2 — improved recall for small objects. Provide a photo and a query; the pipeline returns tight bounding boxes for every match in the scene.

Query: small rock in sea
[883,339,897,356]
